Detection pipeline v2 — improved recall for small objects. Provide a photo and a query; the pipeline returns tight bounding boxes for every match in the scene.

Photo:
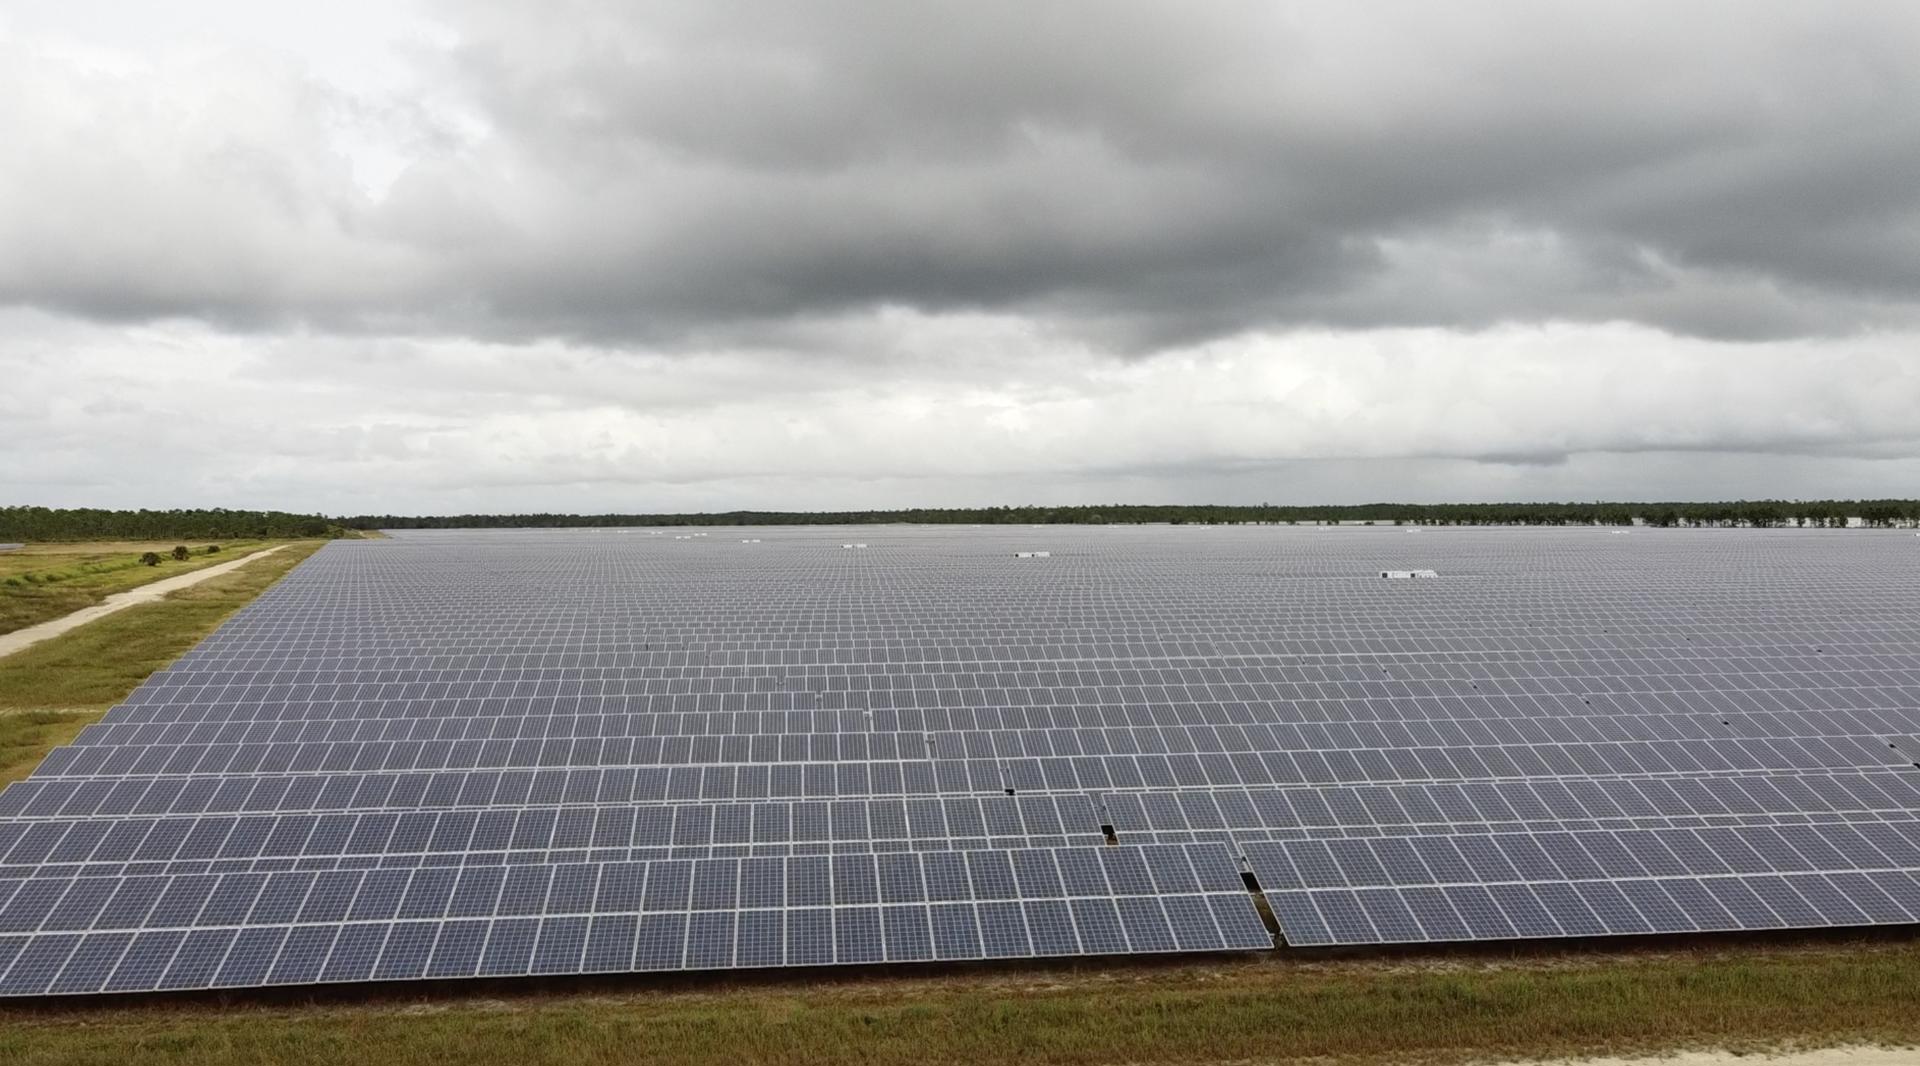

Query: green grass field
[0,540,294,636]
[2,537,1918,1064]
[0,541,325,785]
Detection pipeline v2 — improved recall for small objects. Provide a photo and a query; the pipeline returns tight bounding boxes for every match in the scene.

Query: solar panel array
[2,524,1918,996]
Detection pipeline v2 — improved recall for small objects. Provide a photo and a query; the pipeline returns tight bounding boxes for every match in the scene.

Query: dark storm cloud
[3,1,1919,349]
[400,0,1920,347]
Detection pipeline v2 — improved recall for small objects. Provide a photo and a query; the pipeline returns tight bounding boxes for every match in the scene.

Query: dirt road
[0,545,290,659]
[1514,1046,1915,1065]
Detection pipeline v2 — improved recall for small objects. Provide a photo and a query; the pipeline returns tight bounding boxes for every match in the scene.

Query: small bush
[205,545,221,554]
[139,552,161,566]
[171,545,190,561]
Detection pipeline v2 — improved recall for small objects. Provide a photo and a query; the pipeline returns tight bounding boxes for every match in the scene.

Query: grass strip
[0,541,325,784]
[0,942,1917,1065]
[0,541,284,635]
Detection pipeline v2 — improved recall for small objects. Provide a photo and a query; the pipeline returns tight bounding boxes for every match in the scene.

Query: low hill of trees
[6,500,1916,541]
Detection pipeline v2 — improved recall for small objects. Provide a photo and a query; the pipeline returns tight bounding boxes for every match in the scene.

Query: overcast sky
[4,1,1919,514]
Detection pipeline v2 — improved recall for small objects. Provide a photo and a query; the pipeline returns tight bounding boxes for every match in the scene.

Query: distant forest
[6,500,1918,541]
[0,507,351,541]
[343,500,1919,529]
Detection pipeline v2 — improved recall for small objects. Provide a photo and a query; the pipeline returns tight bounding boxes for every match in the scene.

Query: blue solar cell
[635,913,688,971]
[268,925,338,985]
[929,903,981,960]
[48,932,131,995]
[1354,888,1425,942]
[1114,896,1176,952]
[529,916,588,974]
[215,926,288,986]
[785,908,832,966]
[425,920,486,978]
[881,905,932,962]
[104,928,186,992]
[321,922,388,983]
[736,910,784,968]
[1162,894,1227,952]
[582,914,637,973]
[1,933,80,995]
[831,907,882,965]
[160,927,236,989]
[685,910,735,969]
[831,855,879,907]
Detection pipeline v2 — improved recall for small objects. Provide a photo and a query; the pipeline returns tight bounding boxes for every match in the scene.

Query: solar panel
[0,842,1271,994]
[1,524,1918,994]
[1245,821,1920,944]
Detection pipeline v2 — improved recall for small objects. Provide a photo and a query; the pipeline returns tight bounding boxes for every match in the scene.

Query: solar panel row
[0,843,1271,995]
[63,707,1920,754]
[9,774,1920,883]
[30,733,1911,779]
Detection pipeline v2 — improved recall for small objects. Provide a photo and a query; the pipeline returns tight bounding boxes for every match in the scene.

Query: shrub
[171,545,191,561]
[205,545,220,554]
[139,552,161,566]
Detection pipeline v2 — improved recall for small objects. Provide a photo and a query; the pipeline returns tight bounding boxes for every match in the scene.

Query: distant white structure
[842,543,868,549]
[1014,551,1051,559]
[1380,569,1439,579]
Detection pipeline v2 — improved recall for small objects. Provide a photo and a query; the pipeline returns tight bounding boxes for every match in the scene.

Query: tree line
[349,499,1918,530]
[0,507,352,541]
[6,501,1916,541]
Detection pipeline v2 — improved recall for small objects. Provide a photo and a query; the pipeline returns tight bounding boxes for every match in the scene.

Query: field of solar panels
[4,523,1920,1005]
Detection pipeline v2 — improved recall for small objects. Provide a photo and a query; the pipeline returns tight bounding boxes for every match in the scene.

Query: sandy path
[1506,1046,1915,1065]
[0,545,290,659]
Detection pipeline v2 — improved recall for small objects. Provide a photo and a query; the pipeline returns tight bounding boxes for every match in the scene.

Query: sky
[3,1,1919,515]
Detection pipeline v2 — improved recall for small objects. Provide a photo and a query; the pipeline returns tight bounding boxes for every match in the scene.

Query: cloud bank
[2,1,1918,511]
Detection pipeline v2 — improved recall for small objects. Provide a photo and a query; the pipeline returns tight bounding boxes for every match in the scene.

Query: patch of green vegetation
[0,541,324,784]
[0,540,283,636]
[0,942,1917,1065]
[0,710,95,789]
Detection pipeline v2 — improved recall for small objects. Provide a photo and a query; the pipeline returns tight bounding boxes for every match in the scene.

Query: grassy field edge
[2,940,1919,1065]
[0,541,327,785]
[0,541,308,636]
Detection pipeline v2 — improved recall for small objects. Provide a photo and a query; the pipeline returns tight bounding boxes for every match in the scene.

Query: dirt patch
[1510,1046,1919,1066]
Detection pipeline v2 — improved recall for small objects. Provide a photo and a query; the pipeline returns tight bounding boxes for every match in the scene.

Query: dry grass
[0,541,289,635]
[2,940,1919,1065]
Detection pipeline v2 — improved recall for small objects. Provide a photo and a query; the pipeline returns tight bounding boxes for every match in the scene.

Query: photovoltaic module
[2,524,1918,996]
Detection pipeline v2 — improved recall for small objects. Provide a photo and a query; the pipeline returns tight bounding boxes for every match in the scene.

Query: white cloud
[4,308,1916,511]
[3,2,1919,510]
